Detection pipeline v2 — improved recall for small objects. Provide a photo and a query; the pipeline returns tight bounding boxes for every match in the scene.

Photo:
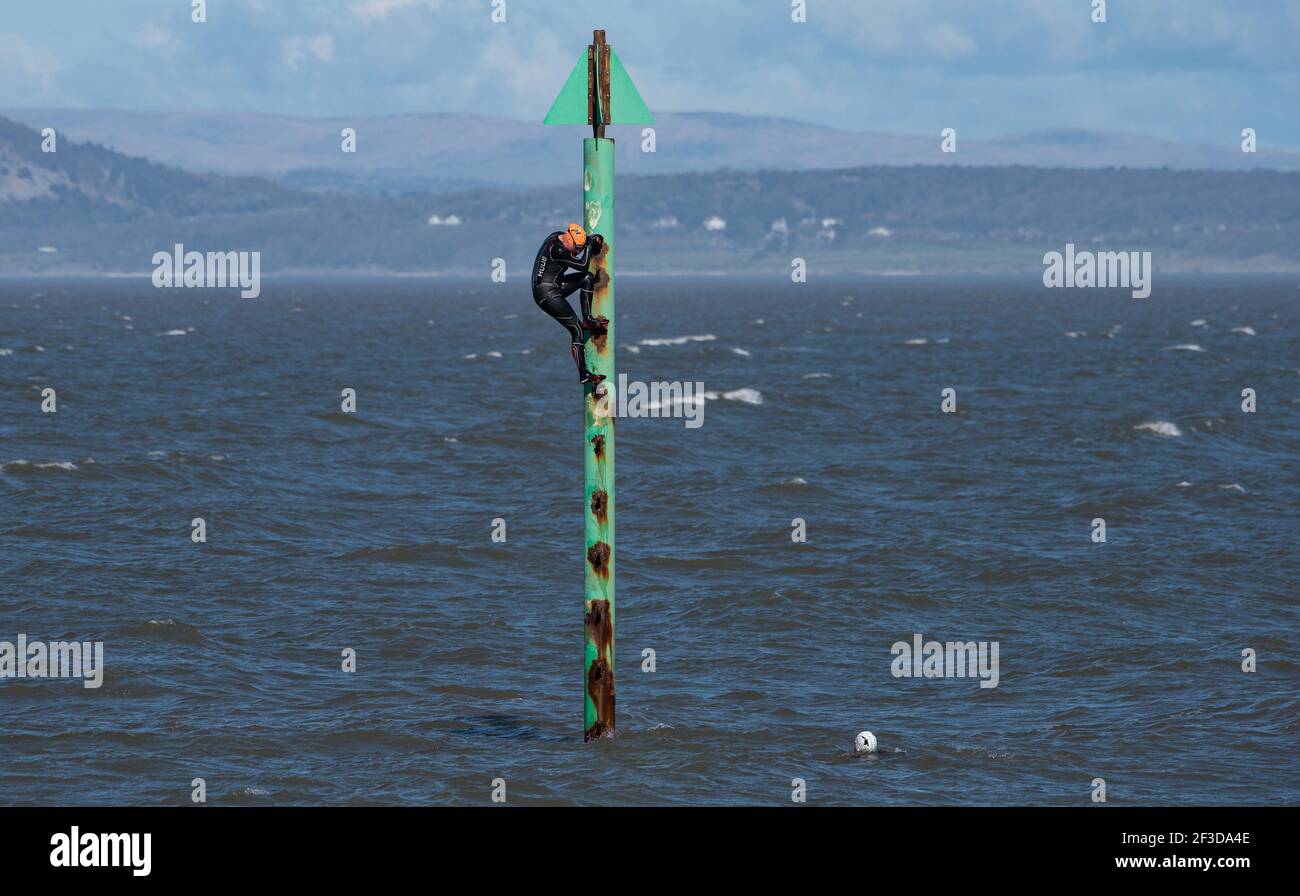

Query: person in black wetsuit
[532,223,606,385]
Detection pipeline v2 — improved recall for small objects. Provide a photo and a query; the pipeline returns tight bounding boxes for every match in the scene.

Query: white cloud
[352,0,440,21]
[480,29,570,109]
[930,22,977,59]
[0,33,60,78]
[134,24,175,51]
[821,0,980,59]
[283,34,336,70]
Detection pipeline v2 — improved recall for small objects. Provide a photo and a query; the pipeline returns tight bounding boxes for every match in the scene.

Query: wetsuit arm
[549,241,591,273]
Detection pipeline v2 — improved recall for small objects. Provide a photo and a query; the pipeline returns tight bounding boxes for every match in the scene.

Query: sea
[1,274,1297,805]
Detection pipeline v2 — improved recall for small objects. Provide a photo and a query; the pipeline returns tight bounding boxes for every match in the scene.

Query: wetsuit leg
[535,288,583,344]
[554,270,596,325]
[558,271,597,326]
[534,284,590,378]
[558,271,590,298]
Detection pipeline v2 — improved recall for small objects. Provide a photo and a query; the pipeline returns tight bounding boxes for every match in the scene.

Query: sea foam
[710,388,763,405]
[638,334,716,346]
[1134,421,1182,437]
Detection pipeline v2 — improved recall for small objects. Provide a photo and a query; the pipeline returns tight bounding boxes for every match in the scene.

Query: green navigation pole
[544,29,653,741]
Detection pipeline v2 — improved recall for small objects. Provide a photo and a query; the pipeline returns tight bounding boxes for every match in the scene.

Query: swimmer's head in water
[854,730,878,754]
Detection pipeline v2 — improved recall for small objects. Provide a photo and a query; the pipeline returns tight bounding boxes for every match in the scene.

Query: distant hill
[0,117,300,217]
[6,108,1299,195]
[3,117,1299,275]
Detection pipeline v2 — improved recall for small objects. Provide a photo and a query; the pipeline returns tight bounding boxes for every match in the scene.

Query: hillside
[3,117,1299,275]
[6,109,1299,195]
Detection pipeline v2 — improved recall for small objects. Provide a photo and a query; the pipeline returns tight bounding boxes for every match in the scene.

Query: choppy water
[2,275,1297,806]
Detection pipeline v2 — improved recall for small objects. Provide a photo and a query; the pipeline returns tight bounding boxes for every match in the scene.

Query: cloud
[352,0,440,21]
[816,0,1300,73]
[0,32,59,78]
[1,0,1296,150]
[283,34,335,70]
[134,24,175,51]
[480,28,571,110]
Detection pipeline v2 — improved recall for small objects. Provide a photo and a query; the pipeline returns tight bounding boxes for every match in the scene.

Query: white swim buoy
[854,730,878,754]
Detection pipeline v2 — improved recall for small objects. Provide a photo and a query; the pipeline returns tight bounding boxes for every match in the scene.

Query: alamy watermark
[594,374,705,428]
[50,827,150,877]
[0,634,104,688]
[152,243,261,298]
[891,633,1000,689]
[1043,243,1151,299]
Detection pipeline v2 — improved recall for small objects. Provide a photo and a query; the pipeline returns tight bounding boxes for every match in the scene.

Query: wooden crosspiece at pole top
[544,30,652,741]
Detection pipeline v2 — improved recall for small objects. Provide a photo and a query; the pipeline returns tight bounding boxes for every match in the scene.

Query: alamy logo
[595,374,706,428]
[0,634,104,688]
[152,243,261,298]
[891,633,1000,689]
[1043,243,1151,298]
[50,827,151,877]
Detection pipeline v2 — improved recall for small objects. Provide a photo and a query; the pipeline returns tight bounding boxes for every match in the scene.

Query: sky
[2,0,1298,148]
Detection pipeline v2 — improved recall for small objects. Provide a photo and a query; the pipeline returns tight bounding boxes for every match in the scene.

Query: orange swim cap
[559,223,587,253]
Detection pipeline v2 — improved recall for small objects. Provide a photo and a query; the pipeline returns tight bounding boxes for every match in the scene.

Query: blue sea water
[1,274,1297,805]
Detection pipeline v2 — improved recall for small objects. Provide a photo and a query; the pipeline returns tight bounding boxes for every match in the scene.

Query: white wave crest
[1,459,78,472]
[715,388,763,405]
[1134,421,1182,437]
[638,334,716,346]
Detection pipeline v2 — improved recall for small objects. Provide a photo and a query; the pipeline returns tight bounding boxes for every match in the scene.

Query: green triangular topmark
[544,51,590,125]
[543,48,654,126]
[607,50,653,125]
